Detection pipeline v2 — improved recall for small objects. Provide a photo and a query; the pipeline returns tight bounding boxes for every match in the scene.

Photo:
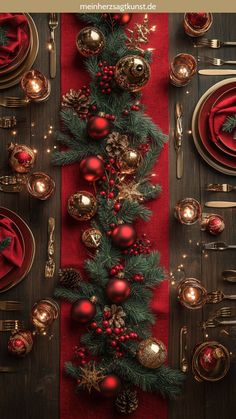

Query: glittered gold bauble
[117,148,142,174]
[137,337,167,369]
[8,142,36,173]
[7,330,33,357]
[68,191,97,221]
[76,27,105,57]
[114,55,150,92]
[31,299,59,335]
[82,228,102,249]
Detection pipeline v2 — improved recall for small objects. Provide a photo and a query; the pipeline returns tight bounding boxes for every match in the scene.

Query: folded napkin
[0,13,29,68]
[209,94,236,146]
[0,217,23,279]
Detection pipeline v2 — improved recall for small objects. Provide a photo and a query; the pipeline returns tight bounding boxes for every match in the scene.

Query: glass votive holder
[26,172,55,200]
[177,278,208,309]
[21,70,51,102]
[31,298,60,335]
[183,13,213,38]
[170,53,197,87]
[174,198,202,225]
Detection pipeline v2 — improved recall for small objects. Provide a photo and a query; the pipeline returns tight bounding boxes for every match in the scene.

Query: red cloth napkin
[209,94,236,144]
[0,13,29,68]
[0,217,23,279]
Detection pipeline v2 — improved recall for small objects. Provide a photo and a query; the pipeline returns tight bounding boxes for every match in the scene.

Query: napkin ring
[0,116,17,129]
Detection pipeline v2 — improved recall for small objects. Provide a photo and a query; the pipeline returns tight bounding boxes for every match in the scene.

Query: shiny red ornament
[71,298,96,323]
[7,330,33,357]
[186,13,208,28]
[111,224,137,249]
[87,115,111,140]
[8,143,36,173]
[106,278,131,303]
[199,346,222,372]
[79,156,104,182]
[99,374,121,397]
[204,214,225,236]
[118,13,132,25]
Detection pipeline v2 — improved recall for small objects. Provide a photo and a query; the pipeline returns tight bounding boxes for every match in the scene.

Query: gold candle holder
[21,70,51,102]
[170,53,197,87]
[177,278,207,309]
[174,198,202,225]
[26,172,55,200]
[183,13,213,38]
[31,298,59,335]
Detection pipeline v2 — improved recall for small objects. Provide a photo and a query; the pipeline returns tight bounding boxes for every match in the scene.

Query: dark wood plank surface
[169,13,236,419]
[0,13,60,419]
[1,12,236,419]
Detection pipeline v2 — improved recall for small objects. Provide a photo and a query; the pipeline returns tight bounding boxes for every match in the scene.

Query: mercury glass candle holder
[183,13,213,37]
[26,172,55,200]
[31,299,59,335]
[177,278,208,309]
[21,70,51,102]
[170,53,197,87]
[174,198,202,225]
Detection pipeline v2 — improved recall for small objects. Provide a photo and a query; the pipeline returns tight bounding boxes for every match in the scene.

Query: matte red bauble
[79,156,104,182]
[7,330,33,357]
[106,278,131,303]
[71,298,96,323]
[100,374,121,397]
[186,13,208,28]
[8,143,35,173]
[112,13,132,25]
[111,224,137,248]
[87,115,111,140]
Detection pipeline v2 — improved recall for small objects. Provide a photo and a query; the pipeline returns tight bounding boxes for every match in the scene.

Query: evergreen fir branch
[0,26,8,46]
[80,332,108,356]
[118,200,151,223]
[85,258,109,286]
[222,114,236,133]
[125,252,160,278]
[65,362,80,380]
[61,108,87,140]
[54,283,100,302]
[130,283,152,302]
[122,299,155,324]
[138,181,161,201]
[0,237,11,252]
[51,150,81,166]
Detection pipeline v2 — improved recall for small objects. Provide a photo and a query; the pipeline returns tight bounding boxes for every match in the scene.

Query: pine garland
[0,237,11,252]
[222,114,236,134]
[54,13,183,405]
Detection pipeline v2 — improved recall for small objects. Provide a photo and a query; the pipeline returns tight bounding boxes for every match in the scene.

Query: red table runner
[60,13,169,419]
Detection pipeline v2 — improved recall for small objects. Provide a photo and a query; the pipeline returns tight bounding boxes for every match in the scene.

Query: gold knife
[205,201,236,208]
[175,102,183,180]
[199,69,236,76]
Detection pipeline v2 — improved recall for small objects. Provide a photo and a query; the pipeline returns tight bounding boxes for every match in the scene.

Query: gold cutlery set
[195,37,236,75]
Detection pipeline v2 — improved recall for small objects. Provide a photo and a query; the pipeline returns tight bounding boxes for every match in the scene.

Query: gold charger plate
[192,77,236,176]
[0,14,39,89]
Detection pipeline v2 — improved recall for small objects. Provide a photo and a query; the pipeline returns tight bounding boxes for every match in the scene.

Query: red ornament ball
[199,345,224,372]
[79,156,104,182]
[100,374,121,397]
[111,224,137,249]
[8,330,33,357]
[112,13,132,25]
[204,214,225,236]
[186,13,209,28]
[8,143,36,174]
[71,298,96,324]
[106,278,131,303]
[87,115,111,140]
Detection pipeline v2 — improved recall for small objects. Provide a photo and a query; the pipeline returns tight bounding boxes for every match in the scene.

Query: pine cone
[105,304,126,328]
[116,389,138,414]
[106,132,129,158]
[61,88,90,118]
[58,268,82,289]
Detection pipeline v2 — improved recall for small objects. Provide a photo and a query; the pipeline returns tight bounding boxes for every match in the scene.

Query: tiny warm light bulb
[47,148,51,153]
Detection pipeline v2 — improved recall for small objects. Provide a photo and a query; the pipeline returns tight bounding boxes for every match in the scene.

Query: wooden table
[0,13,236,419]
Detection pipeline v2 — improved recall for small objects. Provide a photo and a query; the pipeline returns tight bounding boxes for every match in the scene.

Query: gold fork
[195,38,236,48]
[48,13,58,78]
[0,97,30,108]
[0,301,24,311]
[45,217,55,278]
[0,320,24,332]
[199,56,236,66]
[207,290,236,304]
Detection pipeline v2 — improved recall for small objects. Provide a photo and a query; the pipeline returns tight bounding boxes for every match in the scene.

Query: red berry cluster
[123,235,151,255]
[122,103,141,116]
[139,143,151,153]
[109,263,124,277]
[96,61,115,94]
[73,345,88,366]
[90,105,116,122]
[132,273,144,282]
[99,158,118,201]
[90,310,138,359]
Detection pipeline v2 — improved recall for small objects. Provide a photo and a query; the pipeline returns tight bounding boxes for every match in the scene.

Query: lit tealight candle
[21,70,50,101]
[26,172,55,200]
[177,278,207,309]
[183,286,201,304]
[174,198,202,225]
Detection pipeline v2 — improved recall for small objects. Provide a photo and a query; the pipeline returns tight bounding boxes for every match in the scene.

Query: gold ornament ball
[76,27,105,57]
[117,148,142,174]
[137,337,167,369]
[68,191,97,221]
[114,55,151,92]
[82,228,102,249]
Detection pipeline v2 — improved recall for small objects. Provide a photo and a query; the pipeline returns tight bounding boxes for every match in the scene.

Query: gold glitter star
[79,362,105,393]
